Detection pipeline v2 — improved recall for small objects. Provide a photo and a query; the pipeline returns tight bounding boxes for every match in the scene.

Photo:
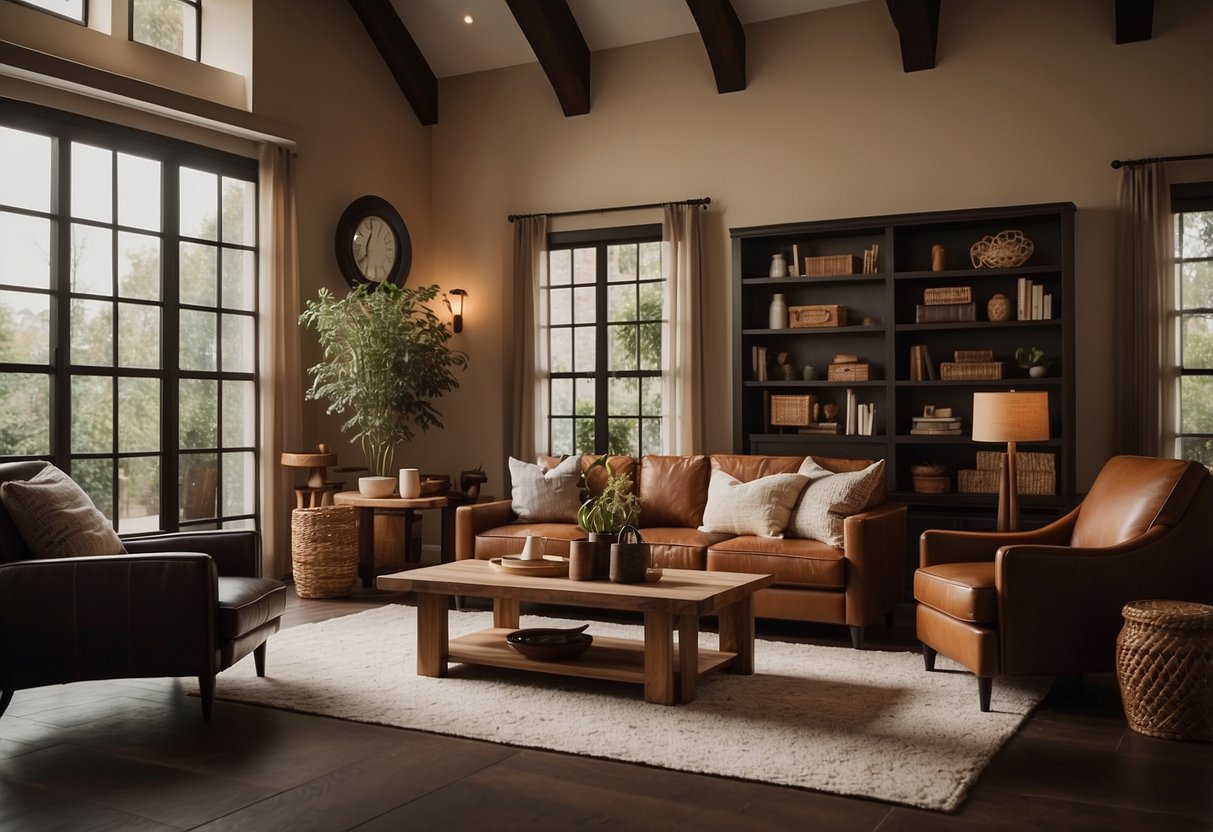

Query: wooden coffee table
[376,560,774,705]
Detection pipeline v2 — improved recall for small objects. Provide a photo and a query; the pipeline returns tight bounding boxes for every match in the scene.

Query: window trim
[1170,181,1213,464]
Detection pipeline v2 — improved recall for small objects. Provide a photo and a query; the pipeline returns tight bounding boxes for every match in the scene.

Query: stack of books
[751,345,768,380]
[799,422,840,435]
[1016,277,1053,320]
[910,413,963,436]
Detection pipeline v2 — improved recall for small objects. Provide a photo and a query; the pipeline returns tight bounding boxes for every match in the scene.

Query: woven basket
[957,468,1055,495]
[1116,600,1213,742]
[976,450,1055,472]
[923,286,972,305]
[770,394,813,427]
[291,505,358,599]
[803,254,860,277]
[939,361,1003,380]
[969,229,1035,268]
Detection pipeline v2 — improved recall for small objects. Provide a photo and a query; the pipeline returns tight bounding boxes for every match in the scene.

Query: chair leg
[199,674,216,721]
[254,642,268,677]
[0,690,12,718]
[978,676,992,712]
[884,611,894,628]
[849,626,865,649]
[922,644,937,671]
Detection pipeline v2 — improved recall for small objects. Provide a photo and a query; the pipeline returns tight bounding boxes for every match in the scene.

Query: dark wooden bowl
[505,625,592,661]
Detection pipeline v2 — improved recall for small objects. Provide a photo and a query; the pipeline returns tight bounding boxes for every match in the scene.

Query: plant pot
[358,476,396,498]
[1029,365,1047,378]
[586,532,617,580]
[568,540,596,581]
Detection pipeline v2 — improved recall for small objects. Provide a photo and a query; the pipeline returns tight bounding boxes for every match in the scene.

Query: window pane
[550,378,573,416]
[549,287,571,325]
[222,380,255,447]
[133,0,199,60]
[639,323,662,371]
[180,309,216,370]
[576,378,595,416]
[573,325,595,373]
[180,167,217,240]
[573,286,595,324]
[118,303,160,369]
[1179,437,1213,470]
[71,299,113,366]
[608,284,635,322]
[607,323,637,371]
[0,212,52,289]
[0,373,50,454]
[221,178,255,245]
[118,231,161,300]
[1181,260,1213,310]
[72,458,114,521]
[1180,375,1213,434]
[71,375,112,454]
[0,291,51,363]
[221,248,254,310]
[641,378,662,417]
[71,224,113,295]
[118,456,161,534]
[117,153,161,231]
[180,452,217,520]
[1178,211,1213,260]
[1181,314,1213,369]
[180,378,217,448]
[573,248,595,284]
[0,127,52,213]
[550,418,573,456]
[639,242,662,280]
[549,327,571,373]
[609,377,639,416]
[221,313,254,372]
[607,243,637,283]
[223,518,255,531]
[119,376,160,453]
[548,249,571,286]
[71,143,113,223]
[222,451,256,516]
[638,282,663,320]
[180,241,217,307]
[641,417,662,456]
[608,418,638,456]
[574,418,595,454]
[15,0,85,22]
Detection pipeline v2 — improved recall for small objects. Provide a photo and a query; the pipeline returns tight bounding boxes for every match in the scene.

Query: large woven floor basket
[1116,600,1213,742]
[291,505,358,599]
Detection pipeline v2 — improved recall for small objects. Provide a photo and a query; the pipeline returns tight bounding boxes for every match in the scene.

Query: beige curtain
[661,203,705,454]
[257,144,303,578]
[508,215,549,464]
[1113,163,1175,458]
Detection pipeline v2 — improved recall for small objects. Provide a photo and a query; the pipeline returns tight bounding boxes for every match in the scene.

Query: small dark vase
[460,468,488,500]
[586,532,617,580]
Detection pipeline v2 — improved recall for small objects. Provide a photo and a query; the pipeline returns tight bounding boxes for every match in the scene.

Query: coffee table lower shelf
[450,628,737,685]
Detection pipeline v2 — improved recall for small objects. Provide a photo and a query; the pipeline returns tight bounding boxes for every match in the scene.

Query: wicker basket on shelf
[969,230,1034,268]
[291,505,358,599]
[770,394,814,427]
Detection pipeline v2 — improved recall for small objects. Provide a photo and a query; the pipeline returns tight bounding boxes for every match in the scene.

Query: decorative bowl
[969,229,1034,268]
[506,624,592,661]
[419,474,451,496]
[357,476,396,498]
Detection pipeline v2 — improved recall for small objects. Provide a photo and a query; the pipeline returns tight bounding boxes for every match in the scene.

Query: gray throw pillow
[0,464,127,558]
[786,458,886,548]
[509,455,583,522]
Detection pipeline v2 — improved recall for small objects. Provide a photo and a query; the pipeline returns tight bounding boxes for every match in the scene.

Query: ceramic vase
[398,468,421,498]
[987,293,1011,322]
[568,540,596,581]
[769,294,787,329]
[769,253,787,277]
[586,532,616,580]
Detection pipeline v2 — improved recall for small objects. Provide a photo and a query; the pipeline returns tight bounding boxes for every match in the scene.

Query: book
[909,345,925,381]
[1044,292,1053,319]
[911,427,963,435]
[922,344,936,380]
[790,244,800,276]
[1031,283,1044,319]
[915,302,976,323]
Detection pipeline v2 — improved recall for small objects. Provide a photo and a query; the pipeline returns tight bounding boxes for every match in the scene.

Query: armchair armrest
[843,502,907,626]
[455,499,516,560]
[122,529,261,577]
[919,506,1078,568]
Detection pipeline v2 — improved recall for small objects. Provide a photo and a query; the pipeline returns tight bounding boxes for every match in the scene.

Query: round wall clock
[334,195,412,289]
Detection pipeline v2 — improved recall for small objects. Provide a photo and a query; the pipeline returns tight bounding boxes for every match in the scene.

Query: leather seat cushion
[913,562,998,624]
[707,536,846,589]
[217,576,286,640]
[475,523,585,558]
[641,527,733,570]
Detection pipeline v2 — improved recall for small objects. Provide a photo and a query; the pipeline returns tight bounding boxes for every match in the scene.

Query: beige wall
[428,0,1213,494]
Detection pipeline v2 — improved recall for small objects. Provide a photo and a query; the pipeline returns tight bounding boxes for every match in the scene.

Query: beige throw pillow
[0,464,127,558]
[698,470,809,538]
[509,455,582,522]
[786,458,885,547]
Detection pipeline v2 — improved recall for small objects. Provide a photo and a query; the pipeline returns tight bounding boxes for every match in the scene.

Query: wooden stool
[281,444,340,508]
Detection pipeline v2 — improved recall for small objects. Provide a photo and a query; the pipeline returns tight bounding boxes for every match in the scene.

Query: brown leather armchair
[914,455,1213,711]
[0,460,286,720]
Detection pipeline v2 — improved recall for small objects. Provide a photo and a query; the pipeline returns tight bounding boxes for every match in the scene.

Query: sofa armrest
[122,529,261,577]
[919,506,1078,568]
[842,502,907,627]
[455,500,517,560]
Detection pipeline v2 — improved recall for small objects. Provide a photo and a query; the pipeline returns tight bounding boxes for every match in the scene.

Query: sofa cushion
[509,455,582,522]
[475,523,585,559]
[638,454,709,528]
[698,470,808,538]
[710,454,804,481]
[0,464,127,558]
[641,527,734,570]
[580,454,637,498]
[216,576,287,640]
[914,562,998,625]
[708,536,846,589]
[786,459,885,548]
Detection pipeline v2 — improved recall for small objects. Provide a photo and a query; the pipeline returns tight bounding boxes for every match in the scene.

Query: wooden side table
[333,491,449,587]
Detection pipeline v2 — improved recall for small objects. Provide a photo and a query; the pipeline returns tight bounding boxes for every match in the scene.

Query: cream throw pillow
[698,471,809,538]
[787,458,885,548]
[0,464,127,557]
[509,455,583,522]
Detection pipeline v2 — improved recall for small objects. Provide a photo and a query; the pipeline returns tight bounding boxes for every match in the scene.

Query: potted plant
[570,456,640,579]
[1015,346,1052,378]
[300,282,468,481]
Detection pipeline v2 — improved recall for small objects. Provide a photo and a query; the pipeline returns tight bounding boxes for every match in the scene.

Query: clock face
[351,216,398,283]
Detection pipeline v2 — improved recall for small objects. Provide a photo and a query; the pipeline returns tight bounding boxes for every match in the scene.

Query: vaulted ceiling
[349,0,1158,126]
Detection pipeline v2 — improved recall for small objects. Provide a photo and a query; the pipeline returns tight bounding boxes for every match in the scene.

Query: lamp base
[996,443,1021,532]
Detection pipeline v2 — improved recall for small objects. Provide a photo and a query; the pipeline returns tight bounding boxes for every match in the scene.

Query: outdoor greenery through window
[1173,183,1213,469]
[131,0,201,61]
[0,100,258,533]
[544,226,665,457]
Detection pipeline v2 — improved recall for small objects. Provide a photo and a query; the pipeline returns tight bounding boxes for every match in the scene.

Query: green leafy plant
[1015,346,1050,368]
[300,282,468,476]
[576,456,640,534]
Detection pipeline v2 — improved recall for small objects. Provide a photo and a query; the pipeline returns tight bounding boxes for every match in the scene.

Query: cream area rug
[203,604,1048,811]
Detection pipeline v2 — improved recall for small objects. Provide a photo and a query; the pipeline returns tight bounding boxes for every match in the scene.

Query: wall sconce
[444,288,467,333]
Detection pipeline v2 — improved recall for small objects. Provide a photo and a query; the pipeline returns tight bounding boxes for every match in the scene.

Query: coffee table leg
[357,506,375,588]
[643,609,676,705]
[677,614,699,704]
[493,597,520,629]
[719,595,756,675]
[416,592,449,677]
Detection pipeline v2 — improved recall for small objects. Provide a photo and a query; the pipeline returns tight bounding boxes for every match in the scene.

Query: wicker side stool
[291,505,359,599]
[1116,599,1213,742]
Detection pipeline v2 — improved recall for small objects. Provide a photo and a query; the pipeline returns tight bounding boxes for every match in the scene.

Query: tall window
[544,225,665,457]
[10,0,85,24]
[131,0,201,60]
[1173,183,1213,468]
[0,101,258,533]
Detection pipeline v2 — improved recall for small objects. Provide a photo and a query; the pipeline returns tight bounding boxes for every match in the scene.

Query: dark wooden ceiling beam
[885,0,940,73]
[348,0,438,125]
[1115,0,1154,43]
[506,0,591,116]
[685,0,746,93]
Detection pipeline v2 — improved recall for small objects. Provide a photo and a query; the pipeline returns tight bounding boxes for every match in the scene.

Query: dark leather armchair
[0,460,286,720]
[914,455,1213,711]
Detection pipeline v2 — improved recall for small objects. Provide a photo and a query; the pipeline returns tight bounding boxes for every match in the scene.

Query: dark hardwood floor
[0,586,1208,831]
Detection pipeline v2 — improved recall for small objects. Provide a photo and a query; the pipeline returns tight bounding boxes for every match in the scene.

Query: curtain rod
[1110,152,1213,169]
[508,197,711,222]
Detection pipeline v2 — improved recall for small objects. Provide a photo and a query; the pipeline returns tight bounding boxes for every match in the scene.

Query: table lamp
[971,390,1050,531]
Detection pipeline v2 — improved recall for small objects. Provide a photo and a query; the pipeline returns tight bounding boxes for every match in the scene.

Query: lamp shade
[971,391,1050,443]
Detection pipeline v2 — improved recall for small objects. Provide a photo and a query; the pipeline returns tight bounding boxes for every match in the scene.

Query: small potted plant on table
[569,456,640,580]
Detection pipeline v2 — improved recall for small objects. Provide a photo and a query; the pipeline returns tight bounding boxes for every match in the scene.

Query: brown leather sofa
[0,460,286,720]
[914,455,1213,711]
[455,453,906,647]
